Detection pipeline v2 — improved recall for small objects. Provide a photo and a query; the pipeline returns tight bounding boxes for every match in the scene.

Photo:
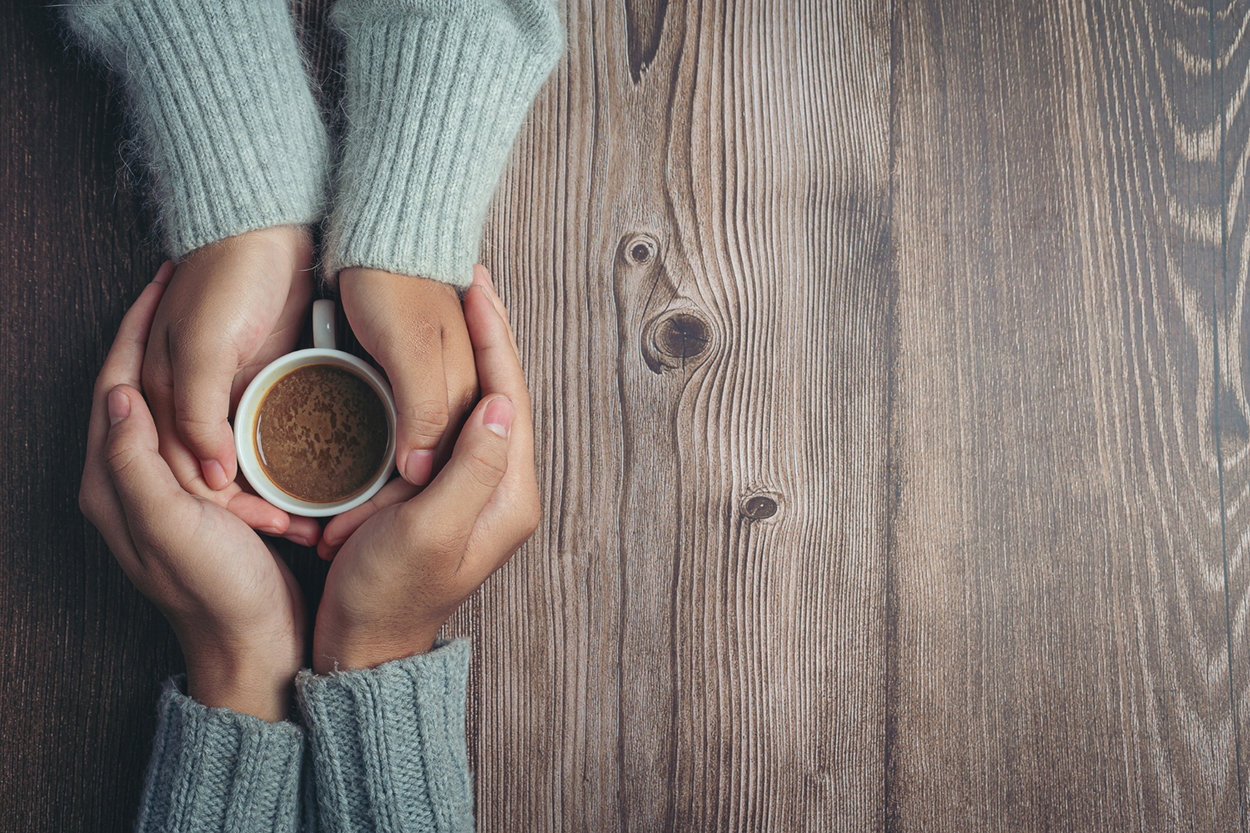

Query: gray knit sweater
[137,640,474,832]
[63,0,563,287]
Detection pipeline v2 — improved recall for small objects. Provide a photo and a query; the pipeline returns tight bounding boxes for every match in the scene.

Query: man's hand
[312,266,539,670]
[339,267,479,488]
[142,225,320,544]
[81,263,308,721]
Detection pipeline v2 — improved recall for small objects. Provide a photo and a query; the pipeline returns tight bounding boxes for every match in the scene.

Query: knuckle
[401,400,450,444]
[174,412,219,444]
[463,445,508,489]
[105,443,139,481]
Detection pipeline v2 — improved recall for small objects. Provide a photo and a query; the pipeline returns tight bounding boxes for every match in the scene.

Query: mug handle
[313,299,337,350]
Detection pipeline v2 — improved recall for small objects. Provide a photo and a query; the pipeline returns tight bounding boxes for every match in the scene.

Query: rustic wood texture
[2,0,1249,830]
[889,0,1240,829]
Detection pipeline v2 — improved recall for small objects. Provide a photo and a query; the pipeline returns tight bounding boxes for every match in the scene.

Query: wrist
[311,617,441,676]
[186,224,313,276]
[184,646,299,722]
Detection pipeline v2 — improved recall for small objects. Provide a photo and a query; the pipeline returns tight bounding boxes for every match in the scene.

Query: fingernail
[259,524,283,535]
[289,534,313,547]
[107,389,130,425]
[483,396,514,438]
[202,459,228,490]
[403,449,436,485]
[322,530,342,547]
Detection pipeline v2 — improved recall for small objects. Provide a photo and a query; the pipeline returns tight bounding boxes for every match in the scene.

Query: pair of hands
[79,244,540,722]
[138,226,475,549]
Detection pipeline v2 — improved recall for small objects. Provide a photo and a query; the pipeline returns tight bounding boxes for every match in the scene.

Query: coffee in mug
[234,300,397,518]
[253,363,390,504]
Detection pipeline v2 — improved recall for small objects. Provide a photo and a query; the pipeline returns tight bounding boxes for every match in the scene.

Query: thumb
[382,334,450,487]
[169,342,239,490]
[417,395,515,524]
[105,385,193,524]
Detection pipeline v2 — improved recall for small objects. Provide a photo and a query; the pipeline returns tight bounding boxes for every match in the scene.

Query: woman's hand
[312,266,540,672]
[338,267,479,488]
[80,263,308,721]
[141,225,320,547]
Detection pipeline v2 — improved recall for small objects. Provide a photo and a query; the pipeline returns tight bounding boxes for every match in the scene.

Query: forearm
[61,0,330,257]
[324,0,564,287]
[296,639,474,832]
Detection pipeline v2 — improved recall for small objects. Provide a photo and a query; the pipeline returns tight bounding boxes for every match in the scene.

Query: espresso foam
[254,363,390,504]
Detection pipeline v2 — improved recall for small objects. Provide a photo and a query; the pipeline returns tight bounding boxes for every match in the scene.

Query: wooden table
[2,0,1246,829]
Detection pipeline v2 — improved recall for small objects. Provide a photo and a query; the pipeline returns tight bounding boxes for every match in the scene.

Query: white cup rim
[234,348,397,517]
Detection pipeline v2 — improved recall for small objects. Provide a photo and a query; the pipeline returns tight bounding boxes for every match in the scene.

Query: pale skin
[81,263,539,719]
[144,225,480,535]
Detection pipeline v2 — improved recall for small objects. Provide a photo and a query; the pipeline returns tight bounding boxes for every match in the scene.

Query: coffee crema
[254,363,390,504]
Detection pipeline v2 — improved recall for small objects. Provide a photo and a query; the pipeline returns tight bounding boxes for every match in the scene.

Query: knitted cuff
[134,676,305,833]
[295,639,474,833]
[324,0,564,287]
[63,0,331,258]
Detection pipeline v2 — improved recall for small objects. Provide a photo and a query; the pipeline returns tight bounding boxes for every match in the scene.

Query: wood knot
[643,309,713,373]
[622,234,659,266]
[740,493,780,521]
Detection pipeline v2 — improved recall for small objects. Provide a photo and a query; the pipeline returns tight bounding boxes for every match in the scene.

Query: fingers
[318,476,419,560]
[104,385,196,532]
[409,394,515,534]
[82,263,174,572]
[83,264,173,521]
[383,328,450,487]
[169,335,239,490]
[463,269,529,410]
[94,263,174,400]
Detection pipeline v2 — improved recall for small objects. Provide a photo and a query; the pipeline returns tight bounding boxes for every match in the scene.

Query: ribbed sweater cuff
[135,676,305,833]
[296,639,474,832]
[63,0,331,258]
[325,0,564,287]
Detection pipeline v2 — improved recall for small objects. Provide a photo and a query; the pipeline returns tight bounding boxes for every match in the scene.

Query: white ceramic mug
[234,300,397,517]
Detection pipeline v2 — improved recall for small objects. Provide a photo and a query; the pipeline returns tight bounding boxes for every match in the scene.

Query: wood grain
[0,4,176,829]
[1217,0,1250,826]
[6,0,1250,829]
[461,1,892,829]
[890,0,1240,829]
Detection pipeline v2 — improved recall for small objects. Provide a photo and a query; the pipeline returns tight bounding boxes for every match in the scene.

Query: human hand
[338,267,479,488]
[312,266,539,672]
[81,263,308,721]
[142,225,320,546]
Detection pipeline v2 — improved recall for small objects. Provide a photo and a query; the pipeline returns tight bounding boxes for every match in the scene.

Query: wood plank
[0,4,179,829]
[889,0,1240,828]
[445,1,893,829]
[1216,1,1250,827]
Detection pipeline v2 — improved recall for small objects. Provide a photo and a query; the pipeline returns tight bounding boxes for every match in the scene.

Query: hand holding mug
[80,263,308,722]
[312,266,540,671]
[141,225,320,545]
[339,268,479,487]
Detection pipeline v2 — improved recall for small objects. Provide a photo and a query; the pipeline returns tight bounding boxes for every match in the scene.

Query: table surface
[3,0,1248,829]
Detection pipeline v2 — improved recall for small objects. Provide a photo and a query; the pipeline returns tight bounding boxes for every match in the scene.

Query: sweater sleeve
[295,639,474,832]
[134,676,306,833]
[61,0,331,259]
[324,0,564,288]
